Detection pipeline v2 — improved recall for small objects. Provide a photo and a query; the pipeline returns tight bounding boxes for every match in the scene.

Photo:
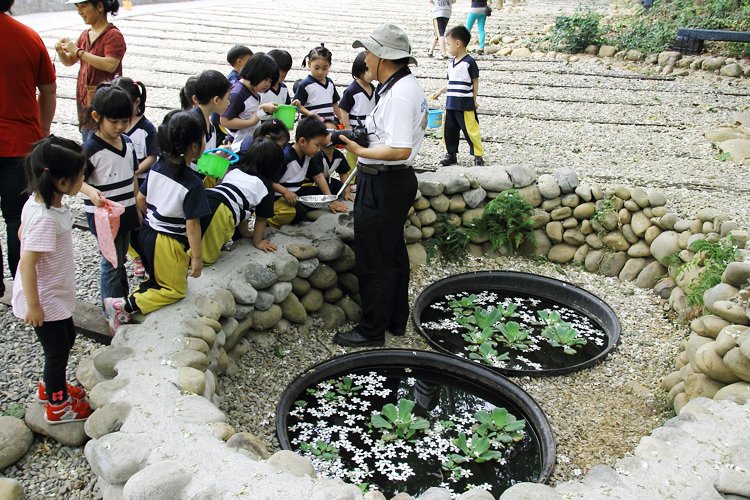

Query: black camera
[327,126,369,148]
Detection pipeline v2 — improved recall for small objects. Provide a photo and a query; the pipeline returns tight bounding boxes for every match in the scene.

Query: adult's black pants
[35,317,77,403]
[0,156,28,292]
[353,167,417,338]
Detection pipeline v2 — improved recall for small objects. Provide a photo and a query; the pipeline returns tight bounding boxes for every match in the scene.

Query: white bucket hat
[352,24,418,66]
[65,0,90,3]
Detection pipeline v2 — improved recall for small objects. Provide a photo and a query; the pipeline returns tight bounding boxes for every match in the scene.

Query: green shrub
[550,9,604,53]
[470,189,535,253]
[425,215,471,264]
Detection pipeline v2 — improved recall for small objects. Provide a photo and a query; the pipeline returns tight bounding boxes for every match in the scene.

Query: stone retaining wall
[69,165,750,499]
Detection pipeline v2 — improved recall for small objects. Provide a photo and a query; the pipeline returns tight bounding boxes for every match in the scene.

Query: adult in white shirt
[335,24,428,348]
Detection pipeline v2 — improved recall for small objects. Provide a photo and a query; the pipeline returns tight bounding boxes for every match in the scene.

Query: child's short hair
[113,76,146,116]
[236,137,285,182]
[253,119,290,146]
[351,51,368,79]
[295,116,327,143]
[179,75,198,110]
[194,70,231,106]
[24,136,87,208]
[446,25,471,47]
[92,84,132,120]
[266,49,293,73]
[302,43,332,67]
[157,110,204,169]
[240,53,279,87]
[227,44,253,65]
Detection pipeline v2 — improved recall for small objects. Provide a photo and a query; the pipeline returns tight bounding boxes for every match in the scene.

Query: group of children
[10,41,379,424]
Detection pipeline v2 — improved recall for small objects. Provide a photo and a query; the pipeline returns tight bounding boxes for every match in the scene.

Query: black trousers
[35,317,77,403]
[0,157,28,290]
[353,167,417,338]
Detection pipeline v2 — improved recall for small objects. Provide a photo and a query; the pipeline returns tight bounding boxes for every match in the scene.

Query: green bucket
[273,104,297,130]
[196,148,239,178]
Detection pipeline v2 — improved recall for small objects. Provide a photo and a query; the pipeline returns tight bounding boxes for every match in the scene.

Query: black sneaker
[439,154,457,166]
[474,156,485,166]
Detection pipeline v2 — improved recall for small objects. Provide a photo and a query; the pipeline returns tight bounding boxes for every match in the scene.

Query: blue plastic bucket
[427,109,444,129]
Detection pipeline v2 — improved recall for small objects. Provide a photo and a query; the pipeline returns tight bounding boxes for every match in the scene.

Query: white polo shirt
[360,68,427,167]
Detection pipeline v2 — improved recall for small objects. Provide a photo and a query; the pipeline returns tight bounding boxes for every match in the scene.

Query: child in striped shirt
[292,44,341,122]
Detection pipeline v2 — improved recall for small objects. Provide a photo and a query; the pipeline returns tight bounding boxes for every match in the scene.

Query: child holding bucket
[292,44,341,122]
[103,111,210,334]
[79,85,140,310]
[260,50,293,117]
[221,53,279,153]
[200,137,284,260]
[189,70,231,185]
[430,25,485,166]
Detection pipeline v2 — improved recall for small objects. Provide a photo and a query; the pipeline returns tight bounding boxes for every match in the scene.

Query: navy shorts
[434,17,449,36]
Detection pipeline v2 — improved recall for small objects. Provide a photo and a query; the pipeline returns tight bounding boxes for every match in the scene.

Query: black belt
[357,163,411,175]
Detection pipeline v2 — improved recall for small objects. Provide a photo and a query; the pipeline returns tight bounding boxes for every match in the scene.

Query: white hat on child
[352,24,418,67]
[65,0,90,3]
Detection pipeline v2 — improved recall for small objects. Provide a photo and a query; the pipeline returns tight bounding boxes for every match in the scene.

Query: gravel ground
[0,0,745,496]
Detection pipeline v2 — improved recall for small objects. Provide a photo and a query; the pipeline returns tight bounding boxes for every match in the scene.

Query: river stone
[208,288,235,317]
[254,290,274,311]
[650,231,680,263]
[562,229,585,246]
[462,207,485,227]
[288,244,319,260]
[723,262,750,288]
[429,194,450,213]
[720,63,743,77]
[648,191,667,207]
[541,198,561,211]
[93,347,133,378]
[418,208,438,226]
[653,277,676,299]
[602,231,629,251]
[517,185,542,207]
[518,229,550,257]
[631,211,652,237]
[729,229,750,248]
[407,243,428,267]
[269,282,293,304]
[208,422,235,441]
[0,416,32,469]
[548,244,577,263]
[573,202,595,219]
[457,488,495,500]
[311,480,362,500]
[584,250,604,273]
[553,168,578,193]
[627,240,651,257]
[173,394,225,424]
[0,479,23,500]
[462,187,487,208]
[421,226,435,239]
[545,221,563,242]
[85,432,150,484]
[725,348,750,382]
[267,449,316,478]
[315,303,347,330]
[505,165,536,188]
[251,305,283,330]
[337,296,363,322]
[704,284,739,310]
[709,301,749,325]
[619,258,648,281]
[628,187,648,208]
[85,401,130,439]
[413,196,430,211]
[315,238,345,262]
[714,382,750,403]
[694,345,740,384]
[574,183,592,201]
[404,225,423,244]
[227,432,270,460]
[122,461,193,500]
[645,225,662,245]
[338,273,359,294]
[549,207,571,221]
[169,350,209,371]
[599,252,627,277]
[308,264,337,289]
[561,194,579,208]
[227,280,258,306]
[181,336,210,354]
[669,287,688,315]
[176,366,206,395]
[77,356,108,389]
[272,253,299,281]
[330,244,356,273]
[635,261,667,289]
[585,234,603,250]
[448,194,466,213]
[182,321,217,348]
[244,262,277,289]
[297,258,320,279]
[324,287,343,303]
[684,373,725,400]
[530,209,551,229]
[291,277,311,296]
[301,289,324,313]
[537,174,560,199]
[280,294,307,324]
[87,378,128,409]
[418,179,444,197]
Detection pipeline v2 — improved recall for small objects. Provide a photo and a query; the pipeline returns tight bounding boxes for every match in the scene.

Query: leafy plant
[537,309,562,326]
[542,323,587,354]
[497,302,518,318]
[452,433,504,463]
[591,194,616,234]
[462,326,496,347]
[335,376,363,397]
[299,440,339,460]
[474,307,503,330]
[425,214,471,264]
[685,236,740,307]
[474,408,527,444]
[469,190,535,253]
[370,398,430,442]
[550,8,604,53]
[449,294,479,315]
[468,341,511,366]
[496,321,534,351]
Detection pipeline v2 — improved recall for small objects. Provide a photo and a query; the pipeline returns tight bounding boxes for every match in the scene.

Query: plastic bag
[94,199,125,268]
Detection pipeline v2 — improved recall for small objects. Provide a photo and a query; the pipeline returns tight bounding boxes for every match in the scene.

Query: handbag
[485,5,492,16]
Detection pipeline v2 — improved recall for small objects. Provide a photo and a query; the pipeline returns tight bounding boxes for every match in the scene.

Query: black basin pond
[412,271,621,377]
[277,349,555,497]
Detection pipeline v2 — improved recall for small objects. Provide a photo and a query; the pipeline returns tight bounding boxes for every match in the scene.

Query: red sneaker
[103,297,131,335]
[45,398,92,425]
[133,257,146,278]
[37,381,86,402]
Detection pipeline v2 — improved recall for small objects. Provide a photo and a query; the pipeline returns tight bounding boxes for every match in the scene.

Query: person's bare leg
[438,35,447,57]
[429,19,439,56]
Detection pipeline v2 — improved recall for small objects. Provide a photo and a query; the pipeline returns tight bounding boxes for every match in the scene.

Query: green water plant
[335,376,363,396]
[468,341,511,365]
[474,408,527,444]
[370,398,430,442]
[542,323,587,355]
[497,302,518,318]
[300,440,339,461]
[537,309,562,327]
[449,294,478,316]
[496,321,534,351]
